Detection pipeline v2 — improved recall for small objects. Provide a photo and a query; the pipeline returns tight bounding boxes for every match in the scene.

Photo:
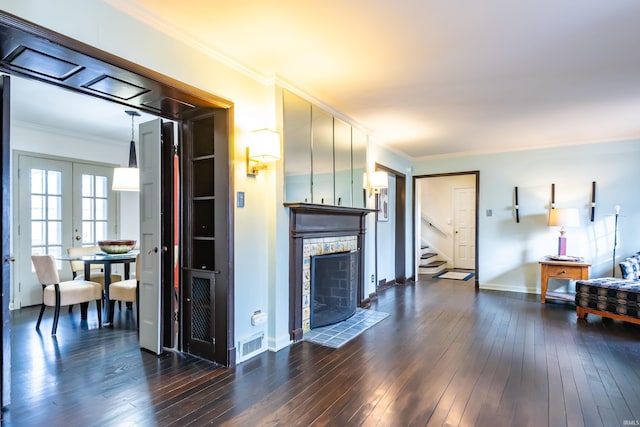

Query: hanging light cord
[126,110,140,168]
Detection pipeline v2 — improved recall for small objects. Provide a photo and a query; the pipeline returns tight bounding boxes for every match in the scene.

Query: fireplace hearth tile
[302,308,390,349]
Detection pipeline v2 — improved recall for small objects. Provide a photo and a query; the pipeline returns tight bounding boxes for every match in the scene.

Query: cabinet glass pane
[311,106,333,204]
[352,127,367,208]
[283,90,312,203]
[334,118,351,207]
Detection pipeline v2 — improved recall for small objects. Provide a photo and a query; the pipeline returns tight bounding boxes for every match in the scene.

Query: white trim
[480,282,538,295]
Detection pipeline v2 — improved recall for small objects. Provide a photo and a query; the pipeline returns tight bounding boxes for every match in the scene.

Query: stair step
[422,260,446,268]
[421,245,429,250]
[418,261,448,275]
[420,252,437,260]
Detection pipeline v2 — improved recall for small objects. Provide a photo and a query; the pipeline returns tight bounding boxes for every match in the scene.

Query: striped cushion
[576,278,640,319]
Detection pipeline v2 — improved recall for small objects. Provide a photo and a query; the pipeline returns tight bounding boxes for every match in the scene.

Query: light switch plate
[237,191,245,208]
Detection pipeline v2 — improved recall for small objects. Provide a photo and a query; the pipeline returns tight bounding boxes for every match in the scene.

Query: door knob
[75,235,81,241]
[148,247,158,254]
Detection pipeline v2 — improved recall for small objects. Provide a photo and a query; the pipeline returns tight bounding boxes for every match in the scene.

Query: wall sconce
[246,128,281,177]
[548,208,580,256]
[113,110,141,191]
[363,171,388,196]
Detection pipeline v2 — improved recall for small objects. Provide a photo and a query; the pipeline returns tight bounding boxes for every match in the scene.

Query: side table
[539,259,590,304]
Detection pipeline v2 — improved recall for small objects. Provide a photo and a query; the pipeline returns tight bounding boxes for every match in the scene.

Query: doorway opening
[0,11,235,408]
[413,171,479,289]
[374,163,407,289]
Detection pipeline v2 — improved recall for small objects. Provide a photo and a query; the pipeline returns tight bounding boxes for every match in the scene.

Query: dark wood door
[181,109,233,365]
[161,121,176,348]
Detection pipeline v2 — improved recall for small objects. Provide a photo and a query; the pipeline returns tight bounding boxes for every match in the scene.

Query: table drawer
[546,265,583,279]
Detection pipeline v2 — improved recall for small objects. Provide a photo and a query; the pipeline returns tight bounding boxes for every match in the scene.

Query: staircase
[418,245,447,275]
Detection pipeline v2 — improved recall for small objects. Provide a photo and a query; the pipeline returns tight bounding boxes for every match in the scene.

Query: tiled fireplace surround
[285,203,373,341]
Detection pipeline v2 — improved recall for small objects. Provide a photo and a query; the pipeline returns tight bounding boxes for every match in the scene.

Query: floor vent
[239,332,264,360]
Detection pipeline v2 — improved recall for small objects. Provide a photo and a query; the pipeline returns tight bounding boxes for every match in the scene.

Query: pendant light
[112,110,141,191]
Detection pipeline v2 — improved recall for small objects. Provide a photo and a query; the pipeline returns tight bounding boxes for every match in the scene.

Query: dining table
[60,250,139,324]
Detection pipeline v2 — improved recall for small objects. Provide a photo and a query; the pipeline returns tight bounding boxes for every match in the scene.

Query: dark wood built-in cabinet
[182,109,233,366]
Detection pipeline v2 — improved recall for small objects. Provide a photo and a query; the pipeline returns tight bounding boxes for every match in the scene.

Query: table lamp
[548,208,580,256]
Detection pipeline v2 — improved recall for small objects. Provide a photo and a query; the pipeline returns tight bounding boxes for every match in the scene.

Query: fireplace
[285,203,374,341]
[311,251,359,328]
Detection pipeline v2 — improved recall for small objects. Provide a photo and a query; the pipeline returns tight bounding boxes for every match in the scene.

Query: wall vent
[238,332,265,361]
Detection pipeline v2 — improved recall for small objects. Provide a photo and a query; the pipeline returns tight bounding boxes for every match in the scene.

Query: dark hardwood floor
[3,276,640,426]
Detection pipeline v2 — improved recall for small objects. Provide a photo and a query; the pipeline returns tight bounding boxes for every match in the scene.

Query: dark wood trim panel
[412,170,480,289]
[161,122,176,348]
[0,11,232,118]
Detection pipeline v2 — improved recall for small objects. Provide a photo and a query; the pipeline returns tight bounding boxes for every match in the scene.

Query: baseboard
[267,333,292,353]
[480,282,537,295]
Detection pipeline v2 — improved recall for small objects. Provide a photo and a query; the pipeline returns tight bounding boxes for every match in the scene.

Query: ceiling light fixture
[112,110,141,191]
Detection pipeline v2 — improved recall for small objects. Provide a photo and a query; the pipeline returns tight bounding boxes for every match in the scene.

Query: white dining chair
[31,255,103,335]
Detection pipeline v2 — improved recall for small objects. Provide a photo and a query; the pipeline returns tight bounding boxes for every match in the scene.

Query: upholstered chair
[31,255,103,335]
[67,246,123,286]
[108,253,140,326]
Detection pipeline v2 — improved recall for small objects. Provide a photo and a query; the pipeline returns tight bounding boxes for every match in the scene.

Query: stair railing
[421,214,448,237]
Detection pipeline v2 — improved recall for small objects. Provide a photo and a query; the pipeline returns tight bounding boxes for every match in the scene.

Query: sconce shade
[249,129,281,162]
[548,208,580,228]
[369,171,388,190]
[246,129,281,176]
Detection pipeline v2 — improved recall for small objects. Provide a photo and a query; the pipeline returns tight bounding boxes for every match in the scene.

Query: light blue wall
[413,139,640,293]
[376,176,396,284]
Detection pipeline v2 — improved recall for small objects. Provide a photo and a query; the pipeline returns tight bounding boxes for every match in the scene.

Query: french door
[14,154,116,308]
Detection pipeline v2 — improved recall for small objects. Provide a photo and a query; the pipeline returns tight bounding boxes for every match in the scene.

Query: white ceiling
[13,1,640,158]
[10,76,157,144]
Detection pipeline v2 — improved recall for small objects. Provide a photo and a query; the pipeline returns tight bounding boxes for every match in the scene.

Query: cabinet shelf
[193,154,215,161]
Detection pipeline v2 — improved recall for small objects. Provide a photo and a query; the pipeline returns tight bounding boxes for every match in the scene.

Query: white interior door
[138,118,163,355]
[453,187,476,269]
[14,155,118,308]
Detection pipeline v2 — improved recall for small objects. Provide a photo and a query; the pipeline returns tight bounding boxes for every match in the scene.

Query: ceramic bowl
[98,240,136,254]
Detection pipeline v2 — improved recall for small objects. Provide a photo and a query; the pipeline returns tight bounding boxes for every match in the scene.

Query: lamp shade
[112,167,139,191]
[369,171,388,190]
[249,129,281,162]
[548,208,580,227]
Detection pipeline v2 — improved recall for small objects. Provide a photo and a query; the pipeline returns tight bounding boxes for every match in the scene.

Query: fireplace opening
[310,250,359,328]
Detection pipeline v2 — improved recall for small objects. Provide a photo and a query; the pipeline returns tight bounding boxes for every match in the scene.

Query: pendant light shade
[113,110,140,191]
